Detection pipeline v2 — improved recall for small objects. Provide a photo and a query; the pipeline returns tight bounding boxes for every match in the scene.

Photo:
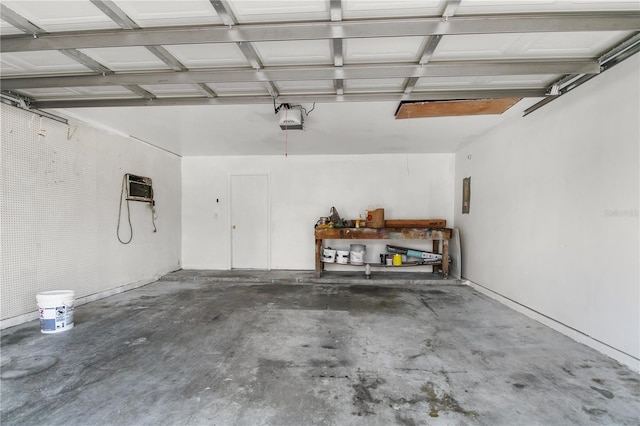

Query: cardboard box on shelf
[366,208,385,228]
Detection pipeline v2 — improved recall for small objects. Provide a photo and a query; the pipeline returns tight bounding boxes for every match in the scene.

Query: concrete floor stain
[394,412,420,426]
[375,299,397,310]
[348,285,398,296]
[352,371,384,416]
[582,406,608,416]
[0,356,59,379]
[0,328,37,346]
[590,386,614,399]
[419,297,438,317]
[421,381,477,418]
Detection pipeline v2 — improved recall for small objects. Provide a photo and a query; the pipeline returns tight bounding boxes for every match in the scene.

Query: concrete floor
[1,270,639,426]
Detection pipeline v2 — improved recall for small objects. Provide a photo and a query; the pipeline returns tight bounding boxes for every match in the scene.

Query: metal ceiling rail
[209,0,280,98]
[0,3,42,35]
[1,60,599,90]
[329,0,342,22]
[89,0,138,30]
[329,0,344,95]
[1,2,162,100]
[1,12,638,53]
[1,92,68,123]
[58,49,114,75]
[524,32,640,116]
[89,0,189,73]
[28,88,548,109]
[402,0,461,98]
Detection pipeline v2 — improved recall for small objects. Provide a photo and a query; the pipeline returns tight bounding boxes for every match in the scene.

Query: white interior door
[231,174,269,269]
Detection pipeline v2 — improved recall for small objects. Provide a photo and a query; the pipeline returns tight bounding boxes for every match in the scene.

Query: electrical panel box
[126,174,153,203]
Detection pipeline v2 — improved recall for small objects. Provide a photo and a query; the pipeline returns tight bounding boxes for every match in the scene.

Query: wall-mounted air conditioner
[125,174,154,203]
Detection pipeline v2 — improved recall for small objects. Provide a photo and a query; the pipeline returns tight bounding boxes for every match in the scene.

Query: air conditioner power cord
[117,174,133,244]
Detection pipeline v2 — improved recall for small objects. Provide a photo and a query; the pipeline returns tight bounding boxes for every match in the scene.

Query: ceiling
[1,0,639,156]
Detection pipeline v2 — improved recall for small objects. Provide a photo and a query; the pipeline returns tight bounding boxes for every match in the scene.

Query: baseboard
[463,279,640,373]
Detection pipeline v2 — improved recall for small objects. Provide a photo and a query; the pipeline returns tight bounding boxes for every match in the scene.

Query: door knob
[232,225,236,229]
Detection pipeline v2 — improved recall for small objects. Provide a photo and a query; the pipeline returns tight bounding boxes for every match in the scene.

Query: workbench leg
[442,239,450,279]
[315,238,323,278]
[432,240,441,274]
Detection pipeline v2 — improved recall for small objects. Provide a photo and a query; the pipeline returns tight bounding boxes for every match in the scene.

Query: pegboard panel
[1,103,181,323]
[1,105,98,319]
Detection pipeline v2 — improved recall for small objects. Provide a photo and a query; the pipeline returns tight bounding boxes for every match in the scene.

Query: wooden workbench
[314,227,452,278]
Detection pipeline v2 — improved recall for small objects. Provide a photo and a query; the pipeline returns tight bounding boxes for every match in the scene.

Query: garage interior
[1,1,639,425]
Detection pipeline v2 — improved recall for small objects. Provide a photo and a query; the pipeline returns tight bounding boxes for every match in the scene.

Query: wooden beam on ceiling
[395,98,522,119]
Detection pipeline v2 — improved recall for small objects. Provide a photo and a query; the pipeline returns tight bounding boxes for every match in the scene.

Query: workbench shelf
[314,227,452,278]
[323,262,442,268]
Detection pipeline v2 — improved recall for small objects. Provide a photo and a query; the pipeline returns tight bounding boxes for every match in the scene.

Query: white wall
[0,104,181,324]
[454,55,639,369]
[182,154,454,270]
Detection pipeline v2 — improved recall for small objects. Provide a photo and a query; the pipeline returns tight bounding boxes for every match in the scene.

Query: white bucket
[350,250,365,265]
[350,244,366,253]
[36,290,75,334]
[350,244,366,265]
[336,250,350,264]
[322,248,337,263]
